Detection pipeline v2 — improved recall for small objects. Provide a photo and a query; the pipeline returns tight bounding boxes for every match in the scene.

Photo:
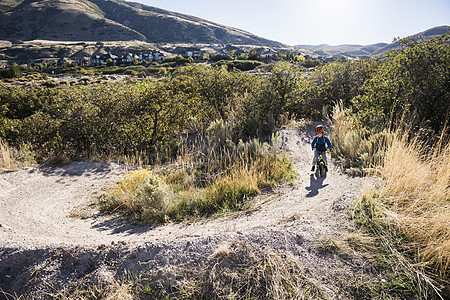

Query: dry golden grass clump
[331,102,449,295]
[102,168,173,223]
[378,133,450,280]
[0,137,36,170]
[330,101,395,174]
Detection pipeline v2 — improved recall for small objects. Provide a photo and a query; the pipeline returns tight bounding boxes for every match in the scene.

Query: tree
[248,50,258,60]
[0,63,22,78]
[352,35,450,133]
[265,62,301,121]
[295,55,305,62]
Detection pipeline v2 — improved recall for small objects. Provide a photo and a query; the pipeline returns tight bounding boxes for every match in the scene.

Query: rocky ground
[0,126,379,299]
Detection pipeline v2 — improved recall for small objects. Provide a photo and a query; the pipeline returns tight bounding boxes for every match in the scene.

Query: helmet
[315,125,324,134]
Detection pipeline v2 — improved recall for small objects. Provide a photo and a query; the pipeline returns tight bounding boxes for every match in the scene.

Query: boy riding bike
[311,125,331,172]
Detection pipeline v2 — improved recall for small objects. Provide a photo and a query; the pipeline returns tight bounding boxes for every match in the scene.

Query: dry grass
[0,137,36,170]
[332,101,450,296]
[146,241,327,299]
[101,131,296,223]
[101,168,173,223]
[378,132,450,280]
[53,279,134,300]
[330,101,394,174]
[351,129,450,297]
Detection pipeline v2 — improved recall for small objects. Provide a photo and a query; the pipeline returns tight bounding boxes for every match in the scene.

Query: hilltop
[0,0,285,47]
[295,25,449,58]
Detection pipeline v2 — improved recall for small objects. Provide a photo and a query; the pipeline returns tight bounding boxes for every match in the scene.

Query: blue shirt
[311,136,331,151]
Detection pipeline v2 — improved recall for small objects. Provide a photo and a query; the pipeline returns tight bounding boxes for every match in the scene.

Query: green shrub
[102,168,173,223]
[0,63,22,78]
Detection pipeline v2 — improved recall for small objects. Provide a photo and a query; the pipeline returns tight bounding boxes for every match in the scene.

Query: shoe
[311,166,315,172]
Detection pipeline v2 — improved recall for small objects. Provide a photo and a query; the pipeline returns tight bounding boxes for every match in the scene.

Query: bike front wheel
[319,162,326,177]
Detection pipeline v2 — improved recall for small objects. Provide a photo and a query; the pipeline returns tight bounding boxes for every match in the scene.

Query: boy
[311,125,331,172]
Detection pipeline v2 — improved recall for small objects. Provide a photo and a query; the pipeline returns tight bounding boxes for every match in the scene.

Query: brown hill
[0,0,145,42]
[0,0,285,47]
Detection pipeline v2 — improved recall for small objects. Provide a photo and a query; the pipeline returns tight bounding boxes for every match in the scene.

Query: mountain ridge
[295,25,449,58]
[0,0,285,47]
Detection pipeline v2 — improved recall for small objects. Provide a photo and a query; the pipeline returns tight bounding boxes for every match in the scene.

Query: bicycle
[315,151,327,177]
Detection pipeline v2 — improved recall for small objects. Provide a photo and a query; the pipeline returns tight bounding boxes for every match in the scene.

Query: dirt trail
[0,125,374,298]
[0,126,366,249]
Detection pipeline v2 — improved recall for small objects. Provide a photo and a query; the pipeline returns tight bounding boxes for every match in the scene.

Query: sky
[130,0,450,46]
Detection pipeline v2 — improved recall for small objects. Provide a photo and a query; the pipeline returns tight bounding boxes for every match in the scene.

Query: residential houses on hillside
[176,47,204,60]
[31,50,166,68]
[175,45,282,60]
[27,45,313,69]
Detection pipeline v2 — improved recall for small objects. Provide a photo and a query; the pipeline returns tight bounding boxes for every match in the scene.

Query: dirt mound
[0,126,374,298]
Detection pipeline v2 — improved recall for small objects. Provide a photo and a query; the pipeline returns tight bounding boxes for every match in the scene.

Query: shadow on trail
[89,213,159,236]
[31,161,129,178]
[305,174,328,197]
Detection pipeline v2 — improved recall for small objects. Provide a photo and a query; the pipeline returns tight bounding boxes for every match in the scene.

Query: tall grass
[376,132,450,281]
[330,101,395,175]
[332,103,450,296]
[0,137,35,169]
[332,101,450,296]
[101,129,296,223]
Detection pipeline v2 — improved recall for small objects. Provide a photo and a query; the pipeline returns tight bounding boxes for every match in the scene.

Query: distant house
[179,47,203,60]
[121,53,139,64]
[217,45,246,58]
[223,45,241,53]
[77,57,91,66]
[260,51,278,59]
[140,50,165,63]
[140,51,153,62]
[90,53,119,66]
[90,55,102,66]
[153,50,165,63]
[103,53,119,65]
[215,51,231,59]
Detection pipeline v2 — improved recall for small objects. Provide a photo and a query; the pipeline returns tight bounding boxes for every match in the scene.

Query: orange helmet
[315,125,324,134]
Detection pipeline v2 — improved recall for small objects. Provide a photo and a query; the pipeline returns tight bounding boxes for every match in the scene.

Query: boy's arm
[311,137,317,149]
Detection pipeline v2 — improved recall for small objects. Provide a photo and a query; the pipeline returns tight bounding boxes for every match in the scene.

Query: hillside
[0,0,284,47]
[0,0,146,42]
[295,25,449,58]
[0,0,22,13]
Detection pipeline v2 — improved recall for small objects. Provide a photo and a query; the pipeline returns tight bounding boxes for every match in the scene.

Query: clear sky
[129,0,450,46]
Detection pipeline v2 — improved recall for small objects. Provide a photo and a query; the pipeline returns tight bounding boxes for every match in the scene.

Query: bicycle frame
[316,150,327,177]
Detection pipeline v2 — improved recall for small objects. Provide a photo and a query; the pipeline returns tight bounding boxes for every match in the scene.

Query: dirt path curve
[0,125,369,250]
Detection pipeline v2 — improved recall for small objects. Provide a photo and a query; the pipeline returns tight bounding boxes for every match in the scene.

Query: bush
[102,168,173,223]
[102,133,295,222]
[212,59,263,71]
[0,63,22,78]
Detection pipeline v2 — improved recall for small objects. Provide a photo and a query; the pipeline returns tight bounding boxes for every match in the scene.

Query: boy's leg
[323,152,328,171]
[311,151,318,171]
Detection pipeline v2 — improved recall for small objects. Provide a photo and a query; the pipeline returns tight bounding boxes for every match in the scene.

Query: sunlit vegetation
[102,132,295,222]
